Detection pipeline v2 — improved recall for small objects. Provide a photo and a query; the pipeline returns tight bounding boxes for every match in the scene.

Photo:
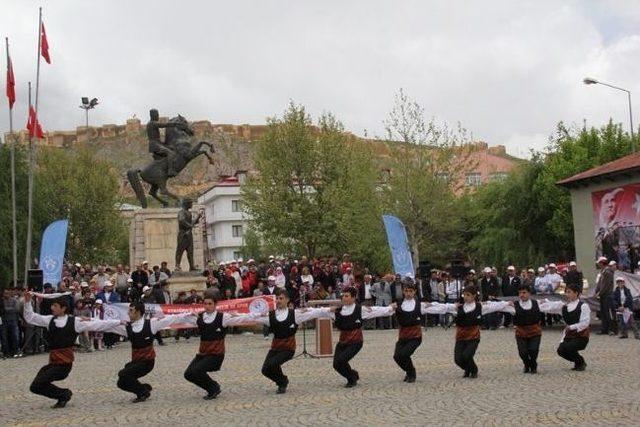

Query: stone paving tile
[1,327,639,426]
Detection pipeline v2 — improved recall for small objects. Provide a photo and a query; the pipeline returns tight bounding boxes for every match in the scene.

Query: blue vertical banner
[382,215,415,278]
[39,219,69,288]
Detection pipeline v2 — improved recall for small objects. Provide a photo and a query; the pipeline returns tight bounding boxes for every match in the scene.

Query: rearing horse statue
[127,115,214,208]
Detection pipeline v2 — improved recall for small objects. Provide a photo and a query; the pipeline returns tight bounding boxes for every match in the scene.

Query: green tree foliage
[381,89,474,267]
[242,102,390,273]
[0,142,128,284]
[35,146,128,264]
[467,120,634,267]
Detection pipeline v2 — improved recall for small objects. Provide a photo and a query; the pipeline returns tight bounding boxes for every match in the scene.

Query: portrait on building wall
[591,183,640,271]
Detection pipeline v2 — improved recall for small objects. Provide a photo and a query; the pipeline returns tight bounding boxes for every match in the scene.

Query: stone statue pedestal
[167,272,207,300]
[129,207,205,272]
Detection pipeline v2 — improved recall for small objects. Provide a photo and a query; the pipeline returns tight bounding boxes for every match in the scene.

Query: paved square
[1,327,639,426]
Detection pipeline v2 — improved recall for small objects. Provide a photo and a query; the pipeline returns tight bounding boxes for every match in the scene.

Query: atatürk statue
[175,199,203,271]
[127,109,215,208]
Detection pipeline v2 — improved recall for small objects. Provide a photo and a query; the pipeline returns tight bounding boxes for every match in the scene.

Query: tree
[34,146,128,264]
[242,103,390,272]
[380,89,474,268]
[466,120,634,267]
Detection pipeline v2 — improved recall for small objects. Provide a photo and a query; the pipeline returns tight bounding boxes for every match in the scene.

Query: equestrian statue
[127,109,214,208]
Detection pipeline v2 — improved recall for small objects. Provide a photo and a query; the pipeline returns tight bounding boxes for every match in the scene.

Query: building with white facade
[197,171,248,263]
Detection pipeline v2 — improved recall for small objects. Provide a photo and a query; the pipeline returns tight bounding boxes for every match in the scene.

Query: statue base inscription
[167,272,207,300]
[129,207,205,272]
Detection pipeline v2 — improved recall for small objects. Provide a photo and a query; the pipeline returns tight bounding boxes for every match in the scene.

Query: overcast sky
[1,1,639,157]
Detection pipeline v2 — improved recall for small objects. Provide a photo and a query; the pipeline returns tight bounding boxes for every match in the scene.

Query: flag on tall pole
[5,37,18,288]
[5,42,15,108]
[40,22,51,64]
[26,105,44,138]
[25,6,48,282]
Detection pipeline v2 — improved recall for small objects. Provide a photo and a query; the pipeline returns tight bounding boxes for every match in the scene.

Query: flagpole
[6,37,18,288]
[24,81,34,282]
[25,7,42,281]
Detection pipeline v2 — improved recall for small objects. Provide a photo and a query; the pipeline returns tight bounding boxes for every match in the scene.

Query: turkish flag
[26,106,45,139]
[40,22,51,64]
[6,55,15,108]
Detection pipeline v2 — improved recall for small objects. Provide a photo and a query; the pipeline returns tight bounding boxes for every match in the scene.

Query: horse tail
[127,169,147,209]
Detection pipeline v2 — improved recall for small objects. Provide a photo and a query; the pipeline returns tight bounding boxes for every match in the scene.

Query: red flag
[40,22,50,64]
[26,106,44,138]
[6,54,15,108]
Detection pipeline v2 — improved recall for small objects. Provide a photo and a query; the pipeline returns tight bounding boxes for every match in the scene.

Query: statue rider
[175,198,203,271]
[147,108,192,178]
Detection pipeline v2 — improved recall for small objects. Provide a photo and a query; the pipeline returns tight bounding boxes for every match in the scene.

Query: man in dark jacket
[480,267,500,329]
[595,257,615,335]
[564,262,583,289]
[501,266,521,327]
[613,277,639,339]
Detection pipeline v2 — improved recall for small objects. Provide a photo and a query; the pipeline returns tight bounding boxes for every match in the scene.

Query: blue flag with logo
[39,219,69,288]
[382,215,414,278]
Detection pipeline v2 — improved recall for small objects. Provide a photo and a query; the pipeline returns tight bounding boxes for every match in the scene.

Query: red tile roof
[557,152,640,187]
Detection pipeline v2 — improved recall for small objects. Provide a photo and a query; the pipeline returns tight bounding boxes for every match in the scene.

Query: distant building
[197,171,248,263]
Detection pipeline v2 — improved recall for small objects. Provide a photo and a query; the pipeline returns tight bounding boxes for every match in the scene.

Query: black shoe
[596,331,608,335]
[52,391,72,409]
[403,375,408,382]
[132,391,150,403]
[143,384,152,393]
[469,371,478,379]
[344,380,357,388]
[523,366,530,373]
[405,376,416,383]
[204,390,220,400]
[574,363,586,372]
[619,335,629,339]
[276,385,287,394]
[353,370,360,381]
[158,342,166,346]
[463,371,470,378]
[530,367,538,374]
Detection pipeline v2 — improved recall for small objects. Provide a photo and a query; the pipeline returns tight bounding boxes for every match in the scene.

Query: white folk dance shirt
[538,299,591,342]
[328,304,394,320]
[399,299,434,315]
[426,301,510,315]
[23,301,121,333]
[252,307,331,326]
[182,311,257,328]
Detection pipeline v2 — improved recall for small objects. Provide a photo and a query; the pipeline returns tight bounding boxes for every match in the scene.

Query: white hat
[598,256,608,264]
[237,257,243,262]
[219,261,225,266]
[267,275,276,281]
[127,278,133,283]
[609,260,617,266]
[616,276,625,282]
[548,263,557,269]
[269,255,275,259]
[469,269,476,274]
[80,282,89,288]
[483,267,492,273]
[74,263,82,267]
[569,261,577,267]
[537,267,545,273]
[143,286,151,292]
[527,268,535,273]
[95,299,103,304]
[142,260,148,264]
[248,259,255,264]
[507,265,515,271]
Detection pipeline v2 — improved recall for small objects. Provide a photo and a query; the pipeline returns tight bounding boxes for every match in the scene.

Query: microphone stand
[293,284,319,359]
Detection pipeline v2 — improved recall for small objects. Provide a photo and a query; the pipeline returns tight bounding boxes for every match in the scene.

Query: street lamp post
[79,97,99,127]
[583,77,635,153]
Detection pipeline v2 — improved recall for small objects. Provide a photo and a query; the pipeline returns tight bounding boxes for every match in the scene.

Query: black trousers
[261,349,294,387]
[557,337,589,367]
[502,313,513,327]
[393,338,422,377]
[333,341,363,382]
[104,332,118,347]
[30,363,73,401]
[184,354,224,394]
[516,335,541,369]
[599,295,616,334]
[117,360,155,397]
[454,339,480,374]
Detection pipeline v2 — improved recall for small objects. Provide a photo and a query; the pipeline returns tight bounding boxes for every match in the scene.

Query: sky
[1,0,640,157]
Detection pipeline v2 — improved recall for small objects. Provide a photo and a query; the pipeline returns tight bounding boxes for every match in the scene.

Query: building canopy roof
[557,152,640,188]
